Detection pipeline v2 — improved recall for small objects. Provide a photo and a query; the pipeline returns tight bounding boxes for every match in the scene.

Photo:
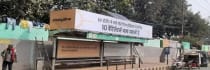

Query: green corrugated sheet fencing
[0,23,49,41]
[202,45,209,52]
[143,39,161,48]
[182,42,190,50]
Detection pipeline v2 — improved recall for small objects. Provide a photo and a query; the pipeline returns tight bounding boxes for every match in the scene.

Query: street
[198,67,210,70]
[180,67,210,70]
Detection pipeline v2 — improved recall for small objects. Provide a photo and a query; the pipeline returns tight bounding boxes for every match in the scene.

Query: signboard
[50,9,76,30]
[50,9,153,38]
[182,42,190,50]
[104,43,130,56]
[56,40,100,58]
[0,23,48,41]
[87,33,146,43]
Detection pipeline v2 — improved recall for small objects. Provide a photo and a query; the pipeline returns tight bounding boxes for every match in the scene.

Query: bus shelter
[49,9,153,70]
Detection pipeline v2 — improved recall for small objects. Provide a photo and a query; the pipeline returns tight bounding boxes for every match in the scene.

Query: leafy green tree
[1,0,210,47]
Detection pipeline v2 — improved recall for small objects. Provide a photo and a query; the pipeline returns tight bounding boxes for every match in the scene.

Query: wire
[193,0,210,16]
[188,5,210,17]
[196,0,210,13]
[204,0,210,6]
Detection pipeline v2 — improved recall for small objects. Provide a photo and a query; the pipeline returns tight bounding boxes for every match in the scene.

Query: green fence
[143,39,161,48]
[202,45,209,52]
[182,42,190,50]
[0,23,49,41]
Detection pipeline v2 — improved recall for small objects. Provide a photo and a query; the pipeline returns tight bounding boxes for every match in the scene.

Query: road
[180,67,210,70]
[199,67,209,70]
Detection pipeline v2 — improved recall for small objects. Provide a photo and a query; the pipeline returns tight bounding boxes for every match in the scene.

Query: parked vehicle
[182,50,208,69]
[183,52,200,69]
[171,50,208,70]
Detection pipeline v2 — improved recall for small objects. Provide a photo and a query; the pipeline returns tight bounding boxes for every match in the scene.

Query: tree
[1,0,209,47]
[0,0,52,23]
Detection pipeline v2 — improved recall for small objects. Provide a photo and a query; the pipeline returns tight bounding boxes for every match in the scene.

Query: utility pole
[180,0,185,56]
[181,0,184,36]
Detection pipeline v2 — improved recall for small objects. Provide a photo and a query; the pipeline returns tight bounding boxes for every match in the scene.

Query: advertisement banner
[50,9,76,30]
[87,33,146,43]
[104,43,130,56]
[75,9,152,38]
[56,40,100,58]
[50,9,152,38]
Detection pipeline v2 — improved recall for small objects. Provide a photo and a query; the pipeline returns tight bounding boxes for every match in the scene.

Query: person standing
[1,44,17,70]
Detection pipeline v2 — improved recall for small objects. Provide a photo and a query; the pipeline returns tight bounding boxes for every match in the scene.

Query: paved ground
[179,65,210,70]
[200,67,210,70]
[180,67,209,70]
[198,67,210,70]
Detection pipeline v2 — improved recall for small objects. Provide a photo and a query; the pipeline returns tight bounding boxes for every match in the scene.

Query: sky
[187,0,210,19]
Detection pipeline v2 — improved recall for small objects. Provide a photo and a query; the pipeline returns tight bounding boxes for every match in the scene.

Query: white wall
[0,40,35,70]
[135,46,178,64]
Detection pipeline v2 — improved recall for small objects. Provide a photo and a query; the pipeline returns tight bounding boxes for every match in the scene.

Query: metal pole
[130,42,132,68]
[51,38,57,70]
[34,37,37,70]
[124,59,126,69]
[132,56,134,69]
[116,64,118,70]
[130,42,134,69]
[130,42,133,57]
[106,60,109,70]
[100,40,104,67]
[166,54,169,65]
[139,58,140,68]
[181,0,184,36]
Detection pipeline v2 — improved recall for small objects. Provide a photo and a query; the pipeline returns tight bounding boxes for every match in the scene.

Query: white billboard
[75,9,153,38]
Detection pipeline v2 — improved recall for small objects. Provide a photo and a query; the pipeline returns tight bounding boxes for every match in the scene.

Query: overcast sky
[187,0,210,19]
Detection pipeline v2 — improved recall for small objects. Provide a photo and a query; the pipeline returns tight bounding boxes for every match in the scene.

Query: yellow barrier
[0,39,12,44]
